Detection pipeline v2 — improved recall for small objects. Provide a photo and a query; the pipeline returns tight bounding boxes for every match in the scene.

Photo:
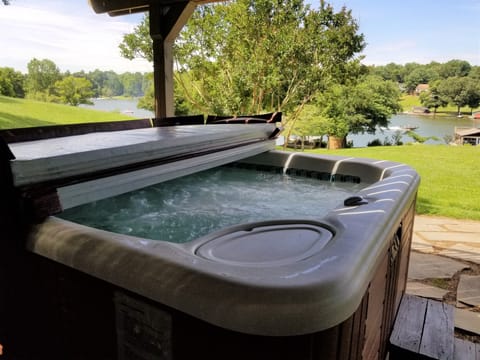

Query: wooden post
[149,1,196,119]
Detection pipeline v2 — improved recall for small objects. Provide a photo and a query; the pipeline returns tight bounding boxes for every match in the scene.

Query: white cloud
[0,4,152,73]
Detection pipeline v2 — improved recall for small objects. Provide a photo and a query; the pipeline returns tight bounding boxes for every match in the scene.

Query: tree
[120,72,144,97]
[138,72,195,115]
[86,69,108,98]
[404,66,439,94]
[137,72,154,111]
[25,58,61,101]
[370,62,404,83]
[119,17,153,62]
[316,75,401,148]
[439,59,471,79]
[0,67,25,98]
[120,0,365,117]
[419,91,447,115]
[102,71,123,97]
[436,77,480,114]
[287,104,325,150]
[468,66,480,81]
[54,76,93,106]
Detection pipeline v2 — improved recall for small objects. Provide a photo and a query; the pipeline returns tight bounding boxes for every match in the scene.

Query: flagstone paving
[407,215,480,337]
[455,308,480,336]
[457,275,480,307]
[412,215,480,264]
[407,252,469,280]
[405,281,449,300]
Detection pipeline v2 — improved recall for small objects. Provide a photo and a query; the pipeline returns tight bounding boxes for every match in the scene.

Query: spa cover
[9,124,275,188]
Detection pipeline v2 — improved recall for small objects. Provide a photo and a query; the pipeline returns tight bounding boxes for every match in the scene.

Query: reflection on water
[349,113,479,147]
[79,98,154,119]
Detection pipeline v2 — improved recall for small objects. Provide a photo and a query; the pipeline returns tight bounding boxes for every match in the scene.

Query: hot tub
[0,121,419,360]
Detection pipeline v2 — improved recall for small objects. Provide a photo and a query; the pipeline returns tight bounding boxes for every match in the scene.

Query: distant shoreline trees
[371,60,480,115]
[0,58,149,106]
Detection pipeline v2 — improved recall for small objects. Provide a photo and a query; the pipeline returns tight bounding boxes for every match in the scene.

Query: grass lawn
[304,145,480,220]
[400,94,479,115]
[0,95,135,129]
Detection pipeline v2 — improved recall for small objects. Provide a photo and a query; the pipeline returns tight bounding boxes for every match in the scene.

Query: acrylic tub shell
[26,150,420,337]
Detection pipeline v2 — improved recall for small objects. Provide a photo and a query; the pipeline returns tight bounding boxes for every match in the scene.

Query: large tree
[419,80,448,115]
[25,58,61,101]
[439,59,472,79]
[120,72,145,97]
[0,67,25,98]
[314,75,401,148]
[436,77,480,115]
[120,0,365,117]
[54,76,94,106]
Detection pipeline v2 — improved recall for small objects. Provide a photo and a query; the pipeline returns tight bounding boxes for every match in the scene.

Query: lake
[349,113,479,147]
[81,98,479,147]
[80,98,155,119]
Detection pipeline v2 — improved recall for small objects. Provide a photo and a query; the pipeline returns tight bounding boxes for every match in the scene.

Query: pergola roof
[88,0,226,119]
[89,0,225,16]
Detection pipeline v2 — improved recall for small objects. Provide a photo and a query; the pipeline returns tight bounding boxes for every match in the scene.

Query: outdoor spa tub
[1,120,419,360]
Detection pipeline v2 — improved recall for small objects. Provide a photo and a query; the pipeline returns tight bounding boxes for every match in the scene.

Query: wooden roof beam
[149,2,195,118]
[89,0,225,118]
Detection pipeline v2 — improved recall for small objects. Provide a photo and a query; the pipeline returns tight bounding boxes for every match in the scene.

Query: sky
[1,0,479,74]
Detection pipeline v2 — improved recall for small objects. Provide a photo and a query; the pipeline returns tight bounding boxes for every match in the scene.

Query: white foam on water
[59,166,364,243]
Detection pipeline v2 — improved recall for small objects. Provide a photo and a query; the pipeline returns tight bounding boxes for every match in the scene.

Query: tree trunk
[328,135,345,149]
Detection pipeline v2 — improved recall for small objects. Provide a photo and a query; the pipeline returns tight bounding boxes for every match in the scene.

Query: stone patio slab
[455,308,480,335]
[410,235,435,253]
[406,281,449,300]
[444,223,480,233]
[414,216,479,227]
[408,252,469,280]
[415,231,480,243]
[457,275,480,307]
[412,215,480,266]
[414,223,446,232]
[439,245,480,264]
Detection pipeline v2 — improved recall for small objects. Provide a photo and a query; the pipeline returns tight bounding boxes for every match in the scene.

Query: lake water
[349,113,479,147]
[80,98,155,119]
[82,98,479,147]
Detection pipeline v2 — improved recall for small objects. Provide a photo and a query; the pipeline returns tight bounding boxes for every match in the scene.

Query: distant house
[455,127,480,146]
[414,84,429,95]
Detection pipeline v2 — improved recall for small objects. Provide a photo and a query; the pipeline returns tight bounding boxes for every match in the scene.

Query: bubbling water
[59,166,364,243]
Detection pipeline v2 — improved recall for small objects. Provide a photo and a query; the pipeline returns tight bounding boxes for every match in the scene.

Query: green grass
[0,95,135,129]
[400,94,479,115]
[400,95,421,111]
[305,145,480,220]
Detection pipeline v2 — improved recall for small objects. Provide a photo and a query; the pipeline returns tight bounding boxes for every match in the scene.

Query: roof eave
[89,0,225,16]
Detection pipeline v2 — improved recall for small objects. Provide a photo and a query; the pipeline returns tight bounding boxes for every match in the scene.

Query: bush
[367,138,383,147]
